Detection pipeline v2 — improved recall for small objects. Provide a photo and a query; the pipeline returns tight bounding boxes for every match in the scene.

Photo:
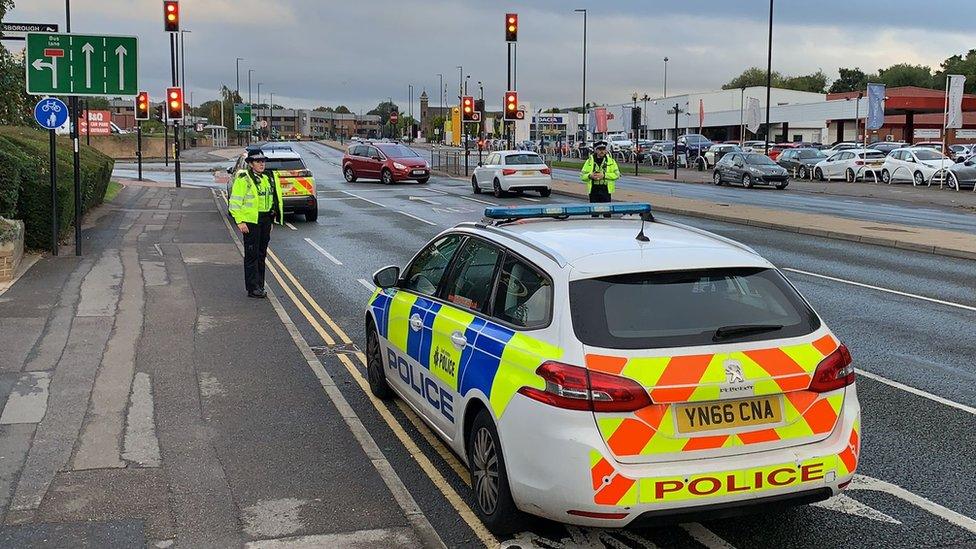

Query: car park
[913,141,945,153]
[767,143,800,161]
[364,202,860,530]
[813,149,885,182]
[343,142,431,184]
[865,141,908,155]
[713,152,790,189]
[777,148,827,179]
[880,147,952,186]
[227,149,319,221]
[472,151,552,198]
[741,140,771,153]
[703,144,742,167]
[677,133,713,157]
[821,142,860,155]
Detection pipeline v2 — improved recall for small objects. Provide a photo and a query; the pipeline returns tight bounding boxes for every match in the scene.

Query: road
[413,146,976,234]
[214,141,976,548]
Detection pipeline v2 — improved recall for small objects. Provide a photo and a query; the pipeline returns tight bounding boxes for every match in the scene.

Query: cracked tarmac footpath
[0,183,425,548]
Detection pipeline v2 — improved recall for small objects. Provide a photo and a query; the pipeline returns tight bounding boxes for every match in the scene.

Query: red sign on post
[43,48,64,58]
[78,110,112,135]
[389,112,399,124]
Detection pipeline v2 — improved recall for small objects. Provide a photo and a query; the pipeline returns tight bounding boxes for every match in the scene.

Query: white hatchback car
[472,151,553,198]
[365,203,861,533]
[813,148,886,181]
[881,147,952,186]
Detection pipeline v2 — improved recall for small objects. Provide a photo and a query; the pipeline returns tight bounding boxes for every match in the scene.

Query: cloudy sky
[7,0,973,113]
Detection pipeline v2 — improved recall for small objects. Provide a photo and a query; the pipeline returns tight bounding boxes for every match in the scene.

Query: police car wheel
[472,176,482,194]
[344,166,357,182]
[366,323,393,400]
[467,409,522,532]
[304,208,318,222]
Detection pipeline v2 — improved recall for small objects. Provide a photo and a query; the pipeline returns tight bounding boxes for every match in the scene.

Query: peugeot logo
[724,359,745,384]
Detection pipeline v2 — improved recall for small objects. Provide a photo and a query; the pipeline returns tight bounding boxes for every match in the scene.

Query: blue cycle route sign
[34,97,69,130]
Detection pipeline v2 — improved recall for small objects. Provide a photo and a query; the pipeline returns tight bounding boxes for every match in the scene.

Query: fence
[430,146,468,177]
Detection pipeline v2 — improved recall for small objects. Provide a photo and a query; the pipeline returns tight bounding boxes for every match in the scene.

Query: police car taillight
[518,361,652,413]
[809,344,855,393]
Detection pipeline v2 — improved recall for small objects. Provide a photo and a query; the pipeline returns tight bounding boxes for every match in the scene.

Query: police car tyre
[382,169,394,185]
[712,171,722,185]
[366,322,393,400]
[742,174,753,188]
[467,408,523,532]
[305,208,318,222]
[913,170,925,187]
[539,188,551,197]
[493,179,505,198]
[472,176,482,194]
[344,166,357,182]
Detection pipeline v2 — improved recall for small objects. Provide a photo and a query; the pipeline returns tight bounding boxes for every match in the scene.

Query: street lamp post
[632,93,639,175]
[575,9,587,145]
[247,69,254,144]
[763,0,774,155]
[180,29,191,149]
[235,57,244,97]
[437,73,443,143]
[663,57,669,98]
[269,92,274,140]
[478,81,484,165]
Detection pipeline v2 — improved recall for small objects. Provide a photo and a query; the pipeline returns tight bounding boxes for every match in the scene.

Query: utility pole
[437,73,443,143]
[575,9,587,146]
[663,57,669,98]
[67,0,83,255]
[248,69,254,143]
[764,0,774,155]
[671,103,683,180]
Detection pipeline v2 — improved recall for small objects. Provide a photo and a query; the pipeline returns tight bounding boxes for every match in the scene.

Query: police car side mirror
[373,265,400,289]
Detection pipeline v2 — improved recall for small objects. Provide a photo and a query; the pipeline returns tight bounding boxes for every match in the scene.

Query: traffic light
[461,96,475,121]
[135,91,150,120]
[166,87,184,120]
[631,106,641,130]
[504,91,519,120]
[505,13,518,42]
[163,1,180,32]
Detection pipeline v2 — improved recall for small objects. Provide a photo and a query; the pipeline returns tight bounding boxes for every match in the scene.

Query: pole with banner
[944,74,966,188]
[866,83,885,150]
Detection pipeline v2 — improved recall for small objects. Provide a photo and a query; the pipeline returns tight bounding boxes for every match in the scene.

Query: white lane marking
[424,188,448,195]
[341,191,437,226]
[680,523,737,549]
[409,196,441,205]
[812,493,901,524]
[357,278,375,292]
[783,267,976,313]
[303,238,342,265]
[851,474,976,534]
[457,195,497,206]
[397,210,437,226]
[520,196,541,202]
[284,222,298,231]
[856,368,976,416]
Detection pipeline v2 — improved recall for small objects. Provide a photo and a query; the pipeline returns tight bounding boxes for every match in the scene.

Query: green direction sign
[234,103,252,131]
[25,32,138,96]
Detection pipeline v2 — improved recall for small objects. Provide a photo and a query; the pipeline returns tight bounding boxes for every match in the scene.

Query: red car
[342,142,430,184]
[767,142,801,161]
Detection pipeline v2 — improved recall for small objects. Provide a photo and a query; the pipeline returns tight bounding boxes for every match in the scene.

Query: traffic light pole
[137,121,143,181]
[169,32,182,188]
[507,42,512,150]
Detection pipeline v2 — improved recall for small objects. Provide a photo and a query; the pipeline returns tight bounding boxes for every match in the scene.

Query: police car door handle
[450,331,467,349]
[409,313,423,332]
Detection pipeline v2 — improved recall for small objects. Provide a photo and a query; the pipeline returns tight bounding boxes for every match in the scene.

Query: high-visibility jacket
[580,154,620,194]
[229,170,284,225]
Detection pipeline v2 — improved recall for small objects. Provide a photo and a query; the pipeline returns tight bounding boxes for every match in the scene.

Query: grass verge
[104,181,124,203]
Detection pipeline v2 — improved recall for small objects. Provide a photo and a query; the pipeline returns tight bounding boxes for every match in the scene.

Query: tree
[0,0,31,125]
[723,67,784,89]
[367,101,400,124]
[877,63,935,89]
[936,49,976,94]
[829,67,871,93]
[781,70,828,94]
[334,105,351,114]
[313,106,334,112]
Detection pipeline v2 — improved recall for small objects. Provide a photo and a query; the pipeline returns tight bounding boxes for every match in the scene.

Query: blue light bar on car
[483,202,652,220]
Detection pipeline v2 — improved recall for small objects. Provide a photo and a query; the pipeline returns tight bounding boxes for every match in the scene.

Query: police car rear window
[569,267,819,349]
[265,159,306,171]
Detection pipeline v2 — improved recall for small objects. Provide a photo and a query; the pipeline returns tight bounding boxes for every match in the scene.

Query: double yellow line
[263,249,499,547]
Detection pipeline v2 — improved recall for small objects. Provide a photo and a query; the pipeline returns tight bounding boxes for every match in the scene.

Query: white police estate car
[364,203,860,532]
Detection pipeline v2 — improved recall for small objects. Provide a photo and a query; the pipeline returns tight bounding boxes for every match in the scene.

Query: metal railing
[430,146,466,177]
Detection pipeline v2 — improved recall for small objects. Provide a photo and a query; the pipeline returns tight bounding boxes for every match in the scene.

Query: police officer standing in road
[228,151,283,298]
[580,140,620,204]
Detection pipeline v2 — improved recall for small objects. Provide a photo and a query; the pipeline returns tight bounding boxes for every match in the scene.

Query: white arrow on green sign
[25,32,138,96]
[234,103,252,131]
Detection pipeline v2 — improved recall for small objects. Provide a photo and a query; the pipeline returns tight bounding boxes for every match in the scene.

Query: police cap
[245,151,268,163]
[594,140,608,150]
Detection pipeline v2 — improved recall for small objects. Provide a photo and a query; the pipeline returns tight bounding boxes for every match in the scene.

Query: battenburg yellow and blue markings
[369,288,564,423]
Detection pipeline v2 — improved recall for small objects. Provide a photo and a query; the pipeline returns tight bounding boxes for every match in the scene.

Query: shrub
[0,126,115,249]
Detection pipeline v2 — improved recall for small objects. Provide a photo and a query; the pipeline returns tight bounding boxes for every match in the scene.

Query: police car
[364,203,860,531]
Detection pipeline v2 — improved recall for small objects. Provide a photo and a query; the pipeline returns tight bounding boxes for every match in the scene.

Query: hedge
[0,126,114,249]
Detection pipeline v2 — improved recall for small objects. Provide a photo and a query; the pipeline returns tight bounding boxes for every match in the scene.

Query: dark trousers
[589,184,611,217]
[243,214,273,293]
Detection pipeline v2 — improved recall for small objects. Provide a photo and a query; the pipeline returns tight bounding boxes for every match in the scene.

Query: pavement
[198,140,976,548]
[0,182,434,548]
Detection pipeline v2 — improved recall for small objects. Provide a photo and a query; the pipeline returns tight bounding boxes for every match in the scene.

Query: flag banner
[946,74,966,129]
[746,97,761,134]
[592,107,609,133]
[699,98,705,128]
[866,83,886,130]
